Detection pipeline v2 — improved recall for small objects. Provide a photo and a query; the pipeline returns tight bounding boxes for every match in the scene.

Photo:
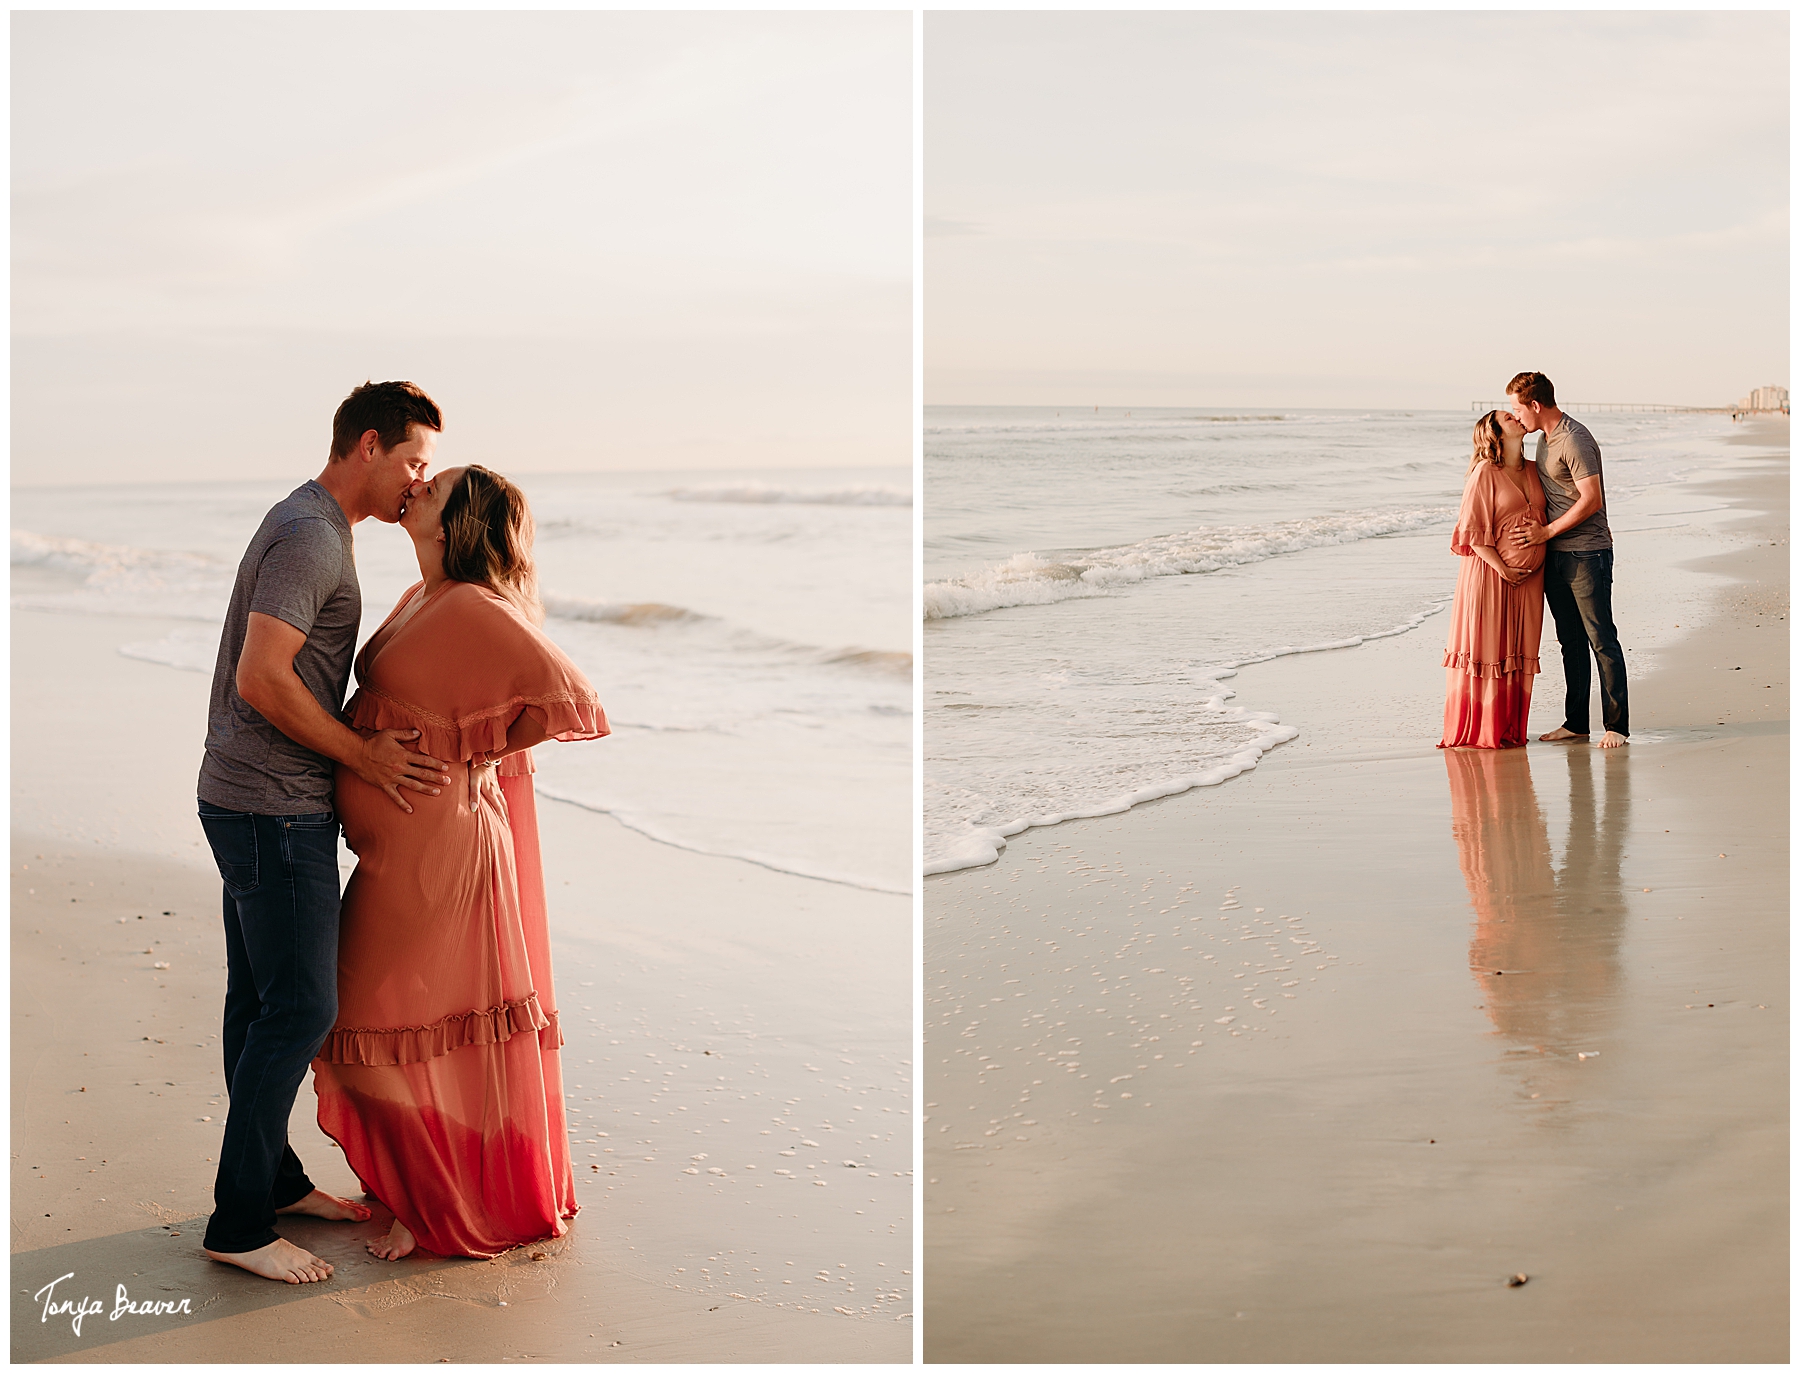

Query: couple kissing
[195,381,608,1282]
[1440,370,1629,752]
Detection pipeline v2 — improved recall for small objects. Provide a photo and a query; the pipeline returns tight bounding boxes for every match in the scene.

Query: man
[1508,371,1629,748]
[195,381,454,1283]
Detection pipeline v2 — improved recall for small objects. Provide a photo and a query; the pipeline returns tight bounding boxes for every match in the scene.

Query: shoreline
[922,426,1787,1361]
[925,418,1788,874]
[10,607,911,1363]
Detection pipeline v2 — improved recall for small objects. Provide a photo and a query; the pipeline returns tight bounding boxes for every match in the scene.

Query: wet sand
[923,423,1787,1361]
[11,606,911,1362]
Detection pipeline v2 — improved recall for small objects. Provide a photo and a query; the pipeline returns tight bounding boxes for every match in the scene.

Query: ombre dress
[312,580,608,1258]
[1439,461,1547,749]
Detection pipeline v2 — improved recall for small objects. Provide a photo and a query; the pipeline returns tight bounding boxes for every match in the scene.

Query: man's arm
[1516,474,1603,546]
[236,612,452,813]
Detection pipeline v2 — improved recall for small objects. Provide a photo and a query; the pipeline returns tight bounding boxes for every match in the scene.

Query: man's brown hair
[330,380,442,460]
[1505,372,1556,409]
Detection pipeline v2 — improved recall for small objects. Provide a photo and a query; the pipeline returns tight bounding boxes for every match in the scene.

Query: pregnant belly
[334,756,475,866]
[1499,512,1546,573]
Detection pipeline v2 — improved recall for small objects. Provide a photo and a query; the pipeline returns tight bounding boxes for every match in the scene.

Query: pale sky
[927,12,1788,410]
[14,12,910,485]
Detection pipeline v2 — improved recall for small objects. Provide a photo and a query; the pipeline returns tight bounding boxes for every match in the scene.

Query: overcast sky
[14,12,909,485]
[927,12,1788,410]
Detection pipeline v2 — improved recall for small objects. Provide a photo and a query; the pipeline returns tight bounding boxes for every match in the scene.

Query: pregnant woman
[313,465,608,1259]
[1440,410,1547,749]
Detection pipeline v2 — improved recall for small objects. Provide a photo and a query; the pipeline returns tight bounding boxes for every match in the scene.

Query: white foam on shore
[118,626,219,673]
[534,784,911,895]
[924,506,1455,620]
[923,597,1452,875]
[925,712,1299,876]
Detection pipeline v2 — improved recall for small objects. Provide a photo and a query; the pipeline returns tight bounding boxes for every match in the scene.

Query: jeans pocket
[283,811,337,831]
[198,809,260,897]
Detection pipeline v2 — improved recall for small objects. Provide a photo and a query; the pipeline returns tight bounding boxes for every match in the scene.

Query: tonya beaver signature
[33,1273,193,1336]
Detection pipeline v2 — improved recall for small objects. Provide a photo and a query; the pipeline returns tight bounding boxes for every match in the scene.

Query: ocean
[924,405,1740,874]
[13,465,912,894]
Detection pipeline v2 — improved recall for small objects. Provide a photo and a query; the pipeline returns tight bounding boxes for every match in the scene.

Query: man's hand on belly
[350,729,455,815]
[238,612,451,813]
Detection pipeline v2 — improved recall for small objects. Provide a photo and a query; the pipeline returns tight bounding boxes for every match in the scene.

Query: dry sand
[11,606,911,1362]
[923,422,1787,1362]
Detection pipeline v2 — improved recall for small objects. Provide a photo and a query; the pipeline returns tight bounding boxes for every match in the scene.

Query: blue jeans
[1544,548,1629,738]
[196,801,342,1254]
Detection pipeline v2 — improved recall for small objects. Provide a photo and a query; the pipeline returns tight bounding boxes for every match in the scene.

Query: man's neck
[313,463,367,525]
[1539,406,1564,434]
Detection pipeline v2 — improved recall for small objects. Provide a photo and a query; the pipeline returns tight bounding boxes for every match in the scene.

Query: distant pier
[1471,387,1787,418]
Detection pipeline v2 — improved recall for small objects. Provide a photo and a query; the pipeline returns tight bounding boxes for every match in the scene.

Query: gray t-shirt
[197,481,360,813]
[1534,414,1611,552]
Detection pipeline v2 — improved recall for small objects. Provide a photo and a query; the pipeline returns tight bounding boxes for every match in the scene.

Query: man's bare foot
[368,1218,417,1261]
[204,1237,333,1283]
[276,1188,372,1222]
[1538,727,1589,742]
[1596,730,1628,748]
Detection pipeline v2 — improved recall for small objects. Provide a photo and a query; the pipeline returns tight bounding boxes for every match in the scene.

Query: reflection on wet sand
[1445,747,1630,1078]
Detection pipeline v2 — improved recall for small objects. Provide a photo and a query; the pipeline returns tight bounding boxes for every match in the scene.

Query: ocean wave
[923,506,1456,621]
[543,595,712,626]
[665,483,910,507]
[817,647,912,676]
[13,529,224,577]
[545,593,909,677]
[12,529,232,620]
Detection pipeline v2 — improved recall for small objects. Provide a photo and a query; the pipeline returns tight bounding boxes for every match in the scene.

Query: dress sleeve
[1449,465,1499,555]
[345,584,608,762]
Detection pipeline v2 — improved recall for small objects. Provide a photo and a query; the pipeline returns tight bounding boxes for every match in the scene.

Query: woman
[1439,410,1546,749]
[312,465,608,1260]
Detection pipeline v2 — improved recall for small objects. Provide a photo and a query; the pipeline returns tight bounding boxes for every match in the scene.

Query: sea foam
[924,506,1456,621]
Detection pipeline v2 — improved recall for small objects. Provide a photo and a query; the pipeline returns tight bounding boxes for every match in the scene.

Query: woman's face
[1495,412,1527,440]
[401,465,467,541]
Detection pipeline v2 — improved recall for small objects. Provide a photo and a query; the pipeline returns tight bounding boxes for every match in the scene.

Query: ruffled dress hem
[319,994,564,1066]
[1442,650,1542,678]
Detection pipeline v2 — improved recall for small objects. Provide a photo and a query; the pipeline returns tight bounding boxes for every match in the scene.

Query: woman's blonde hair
[1470,410,1506,472]
[441,465,542,623]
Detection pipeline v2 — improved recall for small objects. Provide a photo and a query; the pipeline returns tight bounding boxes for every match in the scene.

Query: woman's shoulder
[440,580,550,642]
[442,579,525,616]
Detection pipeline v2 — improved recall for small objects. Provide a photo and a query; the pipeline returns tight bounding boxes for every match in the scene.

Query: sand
[923,421,1787,1362]
[11,606,911,1362]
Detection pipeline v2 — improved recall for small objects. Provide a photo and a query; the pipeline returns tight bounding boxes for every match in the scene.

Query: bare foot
[1538,727,1589,743]
[1596,730,1629,748]
[276,1188,372,1222]
[367,1218,417,1261]
[204,1237,333,1283]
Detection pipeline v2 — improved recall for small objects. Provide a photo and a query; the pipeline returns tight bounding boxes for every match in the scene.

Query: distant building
[1738,386,1789,414]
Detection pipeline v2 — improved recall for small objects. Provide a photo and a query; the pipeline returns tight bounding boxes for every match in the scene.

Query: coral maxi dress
[1439,460,1547,749]
[313,580,608,1257]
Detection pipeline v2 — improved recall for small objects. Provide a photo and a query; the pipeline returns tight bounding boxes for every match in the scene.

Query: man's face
[370,426,438,523]
[1509,394,1545,434]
